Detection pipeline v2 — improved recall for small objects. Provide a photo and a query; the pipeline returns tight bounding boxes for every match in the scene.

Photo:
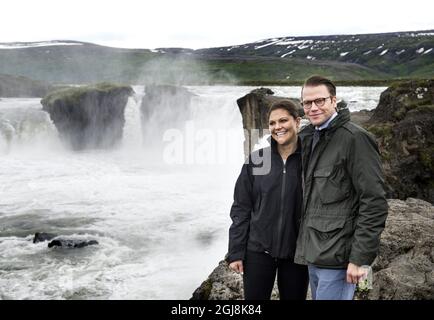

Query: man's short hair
[268,99,299,120]
[303,75,336,97]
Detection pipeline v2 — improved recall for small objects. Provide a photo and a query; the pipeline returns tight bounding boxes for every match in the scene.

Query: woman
[226,99,308,300]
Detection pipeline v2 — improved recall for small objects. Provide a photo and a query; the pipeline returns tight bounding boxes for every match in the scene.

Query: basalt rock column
[237,88,301,158]
[41,83,133,150]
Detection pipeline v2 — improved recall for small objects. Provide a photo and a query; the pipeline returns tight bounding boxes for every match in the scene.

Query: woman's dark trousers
[243,250,309,300]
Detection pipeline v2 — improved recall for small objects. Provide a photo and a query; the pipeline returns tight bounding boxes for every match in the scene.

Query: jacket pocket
[313,165,350,205]
[304,216,350,266]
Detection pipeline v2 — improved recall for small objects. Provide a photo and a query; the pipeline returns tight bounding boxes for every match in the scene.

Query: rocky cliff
[367,79,434,203]
[41,83,133,150]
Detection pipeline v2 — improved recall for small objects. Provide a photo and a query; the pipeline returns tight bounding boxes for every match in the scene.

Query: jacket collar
[267,135,301,156]
[300,107,351,136]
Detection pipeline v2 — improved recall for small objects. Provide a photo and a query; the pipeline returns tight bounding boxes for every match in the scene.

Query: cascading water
[121,86,145,150]
[0,86,386,299]
[0,98,61,154]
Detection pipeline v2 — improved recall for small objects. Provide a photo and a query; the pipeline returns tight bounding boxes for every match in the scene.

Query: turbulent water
[0,86,385,299]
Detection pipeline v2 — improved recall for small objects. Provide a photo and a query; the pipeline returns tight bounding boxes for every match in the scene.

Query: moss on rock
[419,146,434,171]
[368,80,434,203]
[41,82,132,107]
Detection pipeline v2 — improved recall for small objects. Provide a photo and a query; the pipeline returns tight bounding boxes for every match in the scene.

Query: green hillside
[0,30,433,85]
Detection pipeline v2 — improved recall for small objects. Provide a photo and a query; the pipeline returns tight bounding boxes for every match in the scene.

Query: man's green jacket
[294,108,388,268]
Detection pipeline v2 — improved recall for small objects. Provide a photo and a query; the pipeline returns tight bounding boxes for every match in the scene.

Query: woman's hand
[228,260,244,274]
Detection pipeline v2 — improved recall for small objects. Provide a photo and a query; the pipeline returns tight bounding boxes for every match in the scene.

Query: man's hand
[228,260,244,274]
[346,263,367,284]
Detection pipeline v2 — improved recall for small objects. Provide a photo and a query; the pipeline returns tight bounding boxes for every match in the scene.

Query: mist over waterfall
[0,86,385,299]
[0,98,61,154]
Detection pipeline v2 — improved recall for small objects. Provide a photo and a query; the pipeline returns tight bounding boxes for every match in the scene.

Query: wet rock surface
[47,239,99,249]
[33,232,99,249]
[33,232,57,243]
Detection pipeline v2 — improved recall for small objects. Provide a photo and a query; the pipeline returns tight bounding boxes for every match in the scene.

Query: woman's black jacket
[226,138,303,263]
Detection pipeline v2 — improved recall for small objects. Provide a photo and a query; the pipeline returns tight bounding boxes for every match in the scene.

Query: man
[294,75,388,300]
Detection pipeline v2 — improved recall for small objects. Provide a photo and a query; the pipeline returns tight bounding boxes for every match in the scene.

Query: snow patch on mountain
[0,41,83,49]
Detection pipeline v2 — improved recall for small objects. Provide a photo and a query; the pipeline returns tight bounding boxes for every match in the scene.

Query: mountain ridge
[1,29,433,84]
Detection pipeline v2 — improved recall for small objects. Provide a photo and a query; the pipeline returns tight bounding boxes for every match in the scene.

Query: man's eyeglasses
[302,96,332,109]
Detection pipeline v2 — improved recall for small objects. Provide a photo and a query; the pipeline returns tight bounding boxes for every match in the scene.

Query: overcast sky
[1,0,433,49]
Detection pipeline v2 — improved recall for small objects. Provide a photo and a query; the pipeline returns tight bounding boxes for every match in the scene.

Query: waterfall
[122,86,144,150]
[0,99,61,153]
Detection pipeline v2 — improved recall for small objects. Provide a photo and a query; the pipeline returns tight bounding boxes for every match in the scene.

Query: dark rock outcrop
[48,239,99,248]
[366,80,434,203]
[0,73,53,97]
[33,232,57,243]
[32,232,99,248]
[192,199,433,300]
[236,88,302,157]
[41,83,133,150]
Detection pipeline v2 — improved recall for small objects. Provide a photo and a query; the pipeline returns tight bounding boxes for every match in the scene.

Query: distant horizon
[1,28,433,51]
[1,0,434,49]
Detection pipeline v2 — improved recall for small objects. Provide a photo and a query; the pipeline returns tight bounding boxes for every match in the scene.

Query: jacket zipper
[276,158,286,254]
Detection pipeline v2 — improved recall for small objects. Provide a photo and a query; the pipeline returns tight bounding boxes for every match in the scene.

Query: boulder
[41,83,133,150]
[0,73,53,97]
[236,88,302,158]
[355,198,434,300]
[191,260,244,300]
[366,80,434,203]
[33,232,57,243]
[32,232,99,248]
[192,199,433,300]
[48,239,99,248]
[190,260,281,300]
